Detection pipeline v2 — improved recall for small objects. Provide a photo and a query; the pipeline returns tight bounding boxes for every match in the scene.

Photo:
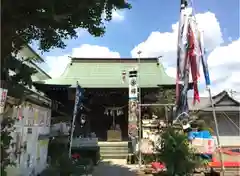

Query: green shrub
[40,154,93,176]
[156,127,201,176]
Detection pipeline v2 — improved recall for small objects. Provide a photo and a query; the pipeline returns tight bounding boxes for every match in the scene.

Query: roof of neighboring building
[30,61,51,81]
[19,45,51,97]
[35,57,175,88]
[17,45,51,81]
[188,91,240,112]
[25,45,44,62]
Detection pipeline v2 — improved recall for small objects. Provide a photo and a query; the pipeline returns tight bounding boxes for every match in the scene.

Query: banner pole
[68,82,82,158]
[68,110,77,158]
[207,86,225,175]
[137,51,142,169]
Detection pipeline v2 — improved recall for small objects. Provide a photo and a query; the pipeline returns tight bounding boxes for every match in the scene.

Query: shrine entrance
[85,89,129,141]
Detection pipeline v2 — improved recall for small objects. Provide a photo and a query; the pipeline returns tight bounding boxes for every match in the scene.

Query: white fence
[213,136,240,147]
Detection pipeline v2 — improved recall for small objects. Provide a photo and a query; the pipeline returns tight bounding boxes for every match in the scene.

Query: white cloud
[74,11,125,38]
[131,10,240,99]
[207,40,240,95]
[45,44,120,78]
[71,44,120,58]
[44,9,240,101]
[207,40,240,68]
[131,11,223,65]
[45,54,70,78]
[189,39,240,100]
[73,11,125,38]
[102,10,125,22]
[76,29,87,37]
[45,10,124,78]
[112,11,125,22]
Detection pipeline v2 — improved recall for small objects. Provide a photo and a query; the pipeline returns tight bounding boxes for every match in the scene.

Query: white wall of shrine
[6,101,51,176]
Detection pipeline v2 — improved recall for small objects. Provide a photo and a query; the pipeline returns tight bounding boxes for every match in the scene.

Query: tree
[1,1,131,173]
[0,57,38,174]
[157,127,201,176]
[1,0,131,93]
[191,119,214,134]
[1,55,38,98]
[0,116,16,176]
[1,0,131,57]
[149,87,175,121]
[41,139,94,176]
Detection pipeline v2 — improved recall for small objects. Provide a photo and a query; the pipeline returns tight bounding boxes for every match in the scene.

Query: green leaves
[157,127,200,176]
[2,0,131,53]
[1,2,131,174]
[1,116,16,175]
[149,88,175,119]
[0,55,39,174]
[6,56,37,86]
[1,0,131,96]
[1,54,38,99]
[41,153,93,176]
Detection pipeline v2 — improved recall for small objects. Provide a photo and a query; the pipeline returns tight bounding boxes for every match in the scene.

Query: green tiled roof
[40,58,175,88]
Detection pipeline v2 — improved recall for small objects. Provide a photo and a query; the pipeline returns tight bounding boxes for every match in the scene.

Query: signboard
[139,139,154,154]
[128,70,138,99]
[0,88,8,113]
[128,69,139,149]
[191,138,215,154]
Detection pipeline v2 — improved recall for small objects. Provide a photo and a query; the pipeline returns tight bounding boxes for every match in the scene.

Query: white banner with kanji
[191,138,216,154]
[0,88,8,114]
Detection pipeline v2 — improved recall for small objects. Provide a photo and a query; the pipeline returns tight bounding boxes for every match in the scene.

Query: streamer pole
[207,86,225,175]
[137,51,142,169]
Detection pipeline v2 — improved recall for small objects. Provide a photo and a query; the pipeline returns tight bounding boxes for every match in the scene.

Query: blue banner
[73,82,84,116]
[201,52,211,86]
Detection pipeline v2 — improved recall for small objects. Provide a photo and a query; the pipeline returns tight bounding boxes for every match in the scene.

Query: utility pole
[137,50,142,168]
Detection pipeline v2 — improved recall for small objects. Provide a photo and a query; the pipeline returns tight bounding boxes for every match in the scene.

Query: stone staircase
[98,141,129,159]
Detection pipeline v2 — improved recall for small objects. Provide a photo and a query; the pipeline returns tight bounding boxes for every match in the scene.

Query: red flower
[72,153,80,159]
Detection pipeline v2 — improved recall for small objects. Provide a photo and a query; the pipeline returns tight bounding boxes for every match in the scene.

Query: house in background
[4,45,52,176]
[16,45,51,82]
[189,90,240,147]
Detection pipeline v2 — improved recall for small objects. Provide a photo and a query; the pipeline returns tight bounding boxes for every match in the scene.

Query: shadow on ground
[92,161,138,176]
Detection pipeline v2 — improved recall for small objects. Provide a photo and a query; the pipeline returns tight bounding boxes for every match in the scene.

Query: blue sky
[38,0,239,58]
[34,0,240,97]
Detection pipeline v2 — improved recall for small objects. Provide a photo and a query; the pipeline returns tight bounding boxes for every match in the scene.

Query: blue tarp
[188,130,212,140]
[195,154,213,160]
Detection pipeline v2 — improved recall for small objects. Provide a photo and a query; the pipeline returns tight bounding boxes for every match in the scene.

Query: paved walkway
[92,159,140,176]
[91,160,240,176]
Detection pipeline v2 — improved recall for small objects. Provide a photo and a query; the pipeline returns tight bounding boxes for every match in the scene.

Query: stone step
[100,147,128,152]
[99,141,129,159]
[100,148,128,154]
[98,141,129,147]
[100,153,128,159]
[100,150,128,154]
[101,155,128,159]
[100,146,128,151]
